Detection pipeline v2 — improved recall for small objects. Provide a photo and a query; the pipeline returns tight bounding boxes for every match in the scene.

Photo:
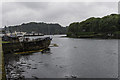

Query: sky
[1,0,119,27]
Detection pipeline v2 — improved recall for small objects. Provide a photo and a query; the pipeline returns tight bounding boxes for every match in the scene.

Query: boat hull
[2,38,51,54]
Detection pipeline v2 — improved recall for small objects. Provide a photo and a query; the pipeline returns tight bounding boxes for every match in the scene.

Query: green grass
[2,41,11,43]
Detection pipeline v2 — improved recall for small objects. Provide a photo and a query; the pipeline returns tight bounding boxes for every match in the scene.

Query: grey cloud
[18,2,50,10]
[2,2,118,27]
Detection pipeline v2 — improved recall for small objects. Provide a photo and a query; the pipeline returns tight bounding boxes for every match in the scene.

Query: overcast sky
[1,1,119,27]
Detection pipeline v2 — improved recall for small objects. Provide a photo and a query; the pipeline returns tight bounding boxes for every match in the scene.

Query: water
[4,35,118,79]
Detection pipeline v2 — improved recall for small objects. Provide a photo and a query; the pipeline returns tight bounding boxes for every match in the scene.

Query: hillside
[67,14,120,39]
[3,22,67,35]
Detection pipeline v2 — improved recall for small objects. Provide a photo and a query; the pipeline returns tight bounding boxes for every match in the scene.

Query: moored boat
[2,36,52,54]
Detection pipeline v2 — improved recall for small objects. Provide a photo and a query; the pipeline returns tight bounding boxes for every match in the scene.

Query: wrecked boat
[2,35,52,54]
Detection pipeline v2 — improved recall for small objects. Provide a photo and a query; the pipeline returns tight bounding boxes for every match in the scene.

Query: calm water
[4,35,118,79]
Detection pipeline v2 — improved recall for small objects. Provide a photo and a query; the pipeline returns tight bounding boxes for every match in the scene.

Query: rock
[59,66,63,68]
[32,76,39,79]
[28,64,31,65]
[32,67,37,69]
[18,64,22,66]
[20,70,25,72]
[71,75,77,78]
[10,72,16,75]
[74,46,77,48]
[113,53,117,55]
[38,61,43,63]
[21,62,27,66]
[16,74,20,76]
[65,75,69,78]
[26,66,31,69]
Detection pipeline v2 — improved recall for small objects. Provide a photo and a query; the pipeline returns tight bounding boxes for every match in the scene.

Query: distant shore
[66,34,120,39]
[67,14,120,39]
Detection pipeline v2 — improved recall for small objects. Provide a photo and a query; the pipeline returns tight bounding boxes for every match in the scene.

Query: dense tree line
[67,14,120,38]
[3,22,67,35]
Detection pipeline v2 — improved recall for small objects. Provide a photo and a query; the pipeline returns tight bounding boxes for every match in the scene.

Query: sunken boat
[2,35,52,54]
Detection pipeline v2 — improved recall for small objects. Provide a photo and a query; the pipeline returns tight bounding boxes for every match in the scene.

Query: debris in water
[50,43,59,47]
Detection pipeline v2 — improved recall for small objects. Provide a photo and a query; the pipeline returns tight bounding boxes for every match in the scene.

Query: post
[118,1,120,79]
[0,33,2,79]
[0,29,6,80]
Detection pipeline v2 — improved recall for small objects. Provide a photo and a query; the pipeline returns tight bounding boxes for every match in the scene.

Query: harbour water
[4,35,118,79]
